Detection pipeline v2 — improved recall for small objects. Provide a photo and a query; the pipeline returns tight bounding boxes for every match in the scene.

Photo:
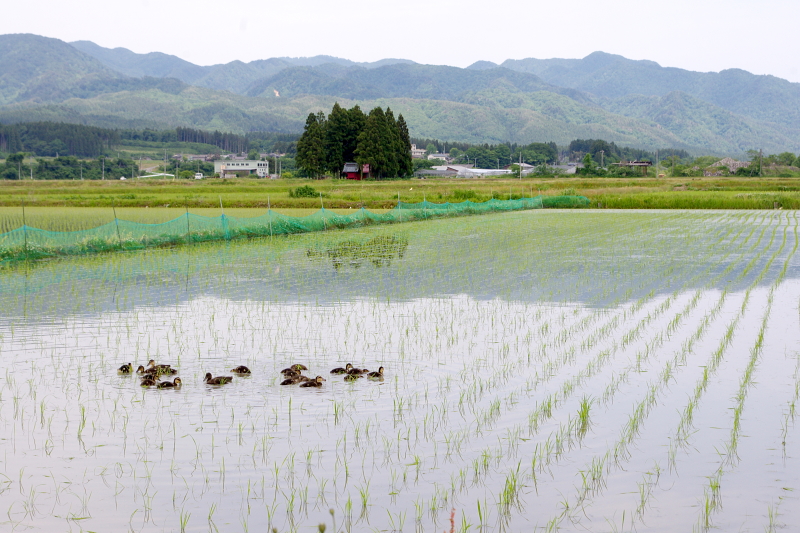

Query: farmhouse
[213,160,269,178]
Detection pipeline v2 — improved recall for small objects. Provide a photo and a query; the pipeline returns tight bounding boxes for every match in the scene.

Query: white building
[214,160,269,178]
[410,144,427,159]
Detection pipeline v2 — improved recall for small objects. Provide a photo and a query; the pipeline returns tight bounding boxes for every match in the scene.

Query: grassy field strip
[536,211,793,530]
[575,211,798,532]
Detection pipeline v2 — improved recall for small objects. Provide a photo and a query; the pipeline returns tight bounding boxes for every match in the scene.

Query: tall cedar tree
[396,114,413,176]
[355,108,389,178]
[323,103,349,175]
[296,112,326,177]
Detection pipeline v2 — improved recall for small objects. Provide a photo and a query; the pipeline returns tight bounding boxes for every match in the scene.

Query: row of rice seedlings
[671,213,796,459]
[542,214,795,529]
[605,211,798,531]
[693,213,798,531]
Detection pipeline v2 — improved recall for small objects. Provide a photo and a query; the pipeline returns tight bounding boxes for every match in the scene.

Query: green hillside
[502,52,800,128]
[2,34,800,155]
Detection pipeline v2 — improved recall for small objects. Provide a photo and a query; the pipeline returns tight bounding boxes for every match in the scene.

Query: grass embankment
[0,176,798,213]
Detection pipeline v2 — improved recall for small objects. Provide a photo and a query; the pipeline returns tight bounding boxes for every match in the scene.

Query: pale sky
[3,0,799,83]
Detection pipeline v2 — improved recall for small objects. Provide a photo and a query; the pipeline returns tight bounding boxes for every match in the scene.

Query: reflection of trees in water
[306,235,409,269]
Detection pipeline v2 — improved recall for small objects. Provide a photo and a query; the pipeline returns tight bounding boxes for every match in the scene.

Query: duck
[204,373,233,385]
[330,363,352,375]
[157,378,182,389]
[281,364,308,374]
[140,376,159,387]
[343,373,362,382]
[231,365,252,374]
[118,363,133,374]
[367,366,385,380]
[280,375,302,385]
[148,360,177,375]
[299,376,325,388]
[281,368,300,376]
[137,365,159,375]
[347,366,369,375]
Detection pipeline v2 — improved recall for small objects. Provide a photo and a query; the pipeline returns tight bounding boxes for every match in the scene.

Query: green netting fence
[0,195,589,261]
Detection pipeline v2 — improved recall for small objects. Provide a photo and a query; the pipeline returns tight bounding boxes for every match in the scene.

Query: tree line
[1,155,138,180]
[296,104,413,179]
[0,122,120,158]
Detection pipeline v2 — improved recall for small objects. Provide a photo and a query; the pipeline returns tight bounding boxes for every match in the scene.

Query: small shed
[343,162,360,180]
[342,163,361,180]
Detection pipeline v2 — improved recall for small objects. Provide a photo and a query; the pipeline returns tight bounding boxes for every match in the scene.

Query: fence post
[21,199,28,258]
[185,198,191,243]
[320,192,327,231]
[112,199,122,248]
[220,196,229,241]
[268,195,273,239]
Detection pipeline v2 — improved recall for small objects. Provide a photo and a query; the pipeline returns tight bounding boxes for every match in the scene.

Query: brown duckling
[204,373,233,385]
[347,366,369,375]
[343,373,362,382]
[148,361,177,375]
[118,363,133,374]
[140,375,159,387]
[299,376,325,388]
[231,365,251,374]
[367,366,385,380]
[281,364,308,374]
[330,363,353,375]
[280,375,301,385]
[157,378,182,389]
[137,365,158,375]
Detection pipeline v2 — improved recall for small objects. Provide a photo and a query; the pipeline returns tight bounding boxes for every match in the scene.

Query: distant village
[141,146,761,180]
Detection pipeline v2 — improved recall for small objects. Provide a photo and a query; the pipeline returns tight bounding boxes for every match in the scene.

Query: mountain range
[1,33,799,155]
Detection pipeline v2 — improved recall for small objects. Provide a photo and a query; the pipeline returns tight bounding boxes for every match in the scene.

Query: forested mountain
[501,52,800,128]
[0,34,185,106]
[1,33,800,155]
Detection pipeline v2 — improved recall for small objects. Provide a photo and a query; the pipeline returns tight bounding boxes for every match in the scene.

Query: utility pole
[759,149,763,177]
[102,158,105,180]
[600,150,604,169]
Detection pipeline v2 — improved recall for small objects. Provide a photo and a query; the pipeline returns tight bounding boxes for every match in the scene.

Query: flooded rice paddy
[0,209,798,532]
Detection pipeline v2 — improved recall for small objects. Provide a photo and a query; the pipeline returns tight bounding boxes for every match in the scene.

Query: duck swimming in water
[148,360,177,375]
[231,366,251,374]
[281,364,308,374]
[299,376,325,388]
[118,363,133,374]
[280,374,305,385]
[137,365,158,375]
[330,363,352,375]
[140,375,159,387]
[347,366,369,376]
[157,378,182,389]
[343,373,362,382]
[367,366,385,380]
[204,373,233,385]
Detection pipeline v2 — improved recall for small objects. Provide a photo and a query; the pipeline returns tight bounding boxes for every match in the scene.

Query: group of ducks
[331,363,385,381]
[118,360,385,389]
[117,360,251,388]
[279,363,385,386]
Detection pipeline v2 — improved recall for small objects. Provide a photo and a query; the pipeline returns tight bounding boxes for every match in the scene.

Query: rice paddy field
[0,209,798,532]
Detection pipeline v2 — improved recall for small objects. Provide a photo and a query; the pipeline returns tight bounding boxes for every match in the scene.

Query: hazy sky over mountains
[3,0,799,83]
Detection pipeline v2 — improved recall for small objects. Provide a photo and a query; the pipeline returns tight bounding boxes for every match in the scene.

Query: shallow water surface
[0,210,798,532]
